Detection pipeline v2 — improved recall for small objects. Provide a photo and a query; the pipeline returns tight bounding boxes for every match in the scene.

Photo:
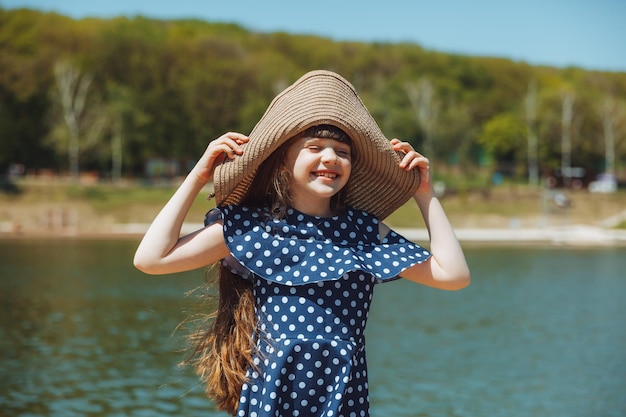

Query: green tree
[2,7,626,185]
[478,113,527,177]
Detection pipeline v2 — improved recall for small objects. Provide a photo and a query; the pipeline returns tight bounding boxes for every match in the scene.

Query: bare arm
[133,132,248,275]
[388,139,470,290]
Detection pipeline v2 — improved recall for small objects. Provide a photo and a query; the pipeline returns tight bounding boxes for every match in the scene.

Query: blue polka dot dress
[207,205,431,417]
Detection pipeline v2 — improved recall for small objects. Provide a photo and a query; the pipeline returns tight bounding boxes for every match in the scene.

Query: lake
[0,239,624,417]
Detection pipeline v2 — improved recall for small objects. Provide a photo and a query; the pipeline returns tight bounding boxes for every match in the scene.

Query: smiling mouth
[314,172,338,179]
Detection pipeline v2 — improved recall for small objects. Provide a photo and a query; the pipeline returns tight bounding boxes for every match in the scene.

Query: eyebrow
[304,138,351,149]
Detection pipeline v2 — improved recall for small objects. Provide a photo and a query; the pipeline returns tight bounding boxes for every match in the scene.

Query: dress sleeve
[371,228,432,284]
[203,207,222,227]
[204,207,254,280]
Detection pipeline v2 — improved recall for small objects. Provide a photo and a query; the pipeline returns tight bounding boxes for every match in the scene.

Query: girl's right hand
[390,138,432,196]
[192,132,249,183]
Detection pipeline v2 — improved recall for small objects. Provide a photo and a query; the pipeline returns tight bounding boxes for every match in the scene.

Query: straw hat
[213,70,420,220]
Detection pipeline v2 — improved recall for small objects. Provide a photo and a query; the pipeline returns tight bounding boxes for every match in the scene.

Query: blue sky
[2,0,625,72]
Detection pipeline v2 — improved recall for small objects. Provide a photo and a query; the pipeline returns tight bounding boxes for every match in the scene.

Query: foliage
[1,7,625,185]
[478,113,527,168]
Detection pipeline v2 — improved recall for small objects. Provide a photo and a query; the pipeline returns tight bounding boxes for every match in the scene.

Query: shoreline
[2,222,626,247]
[398,226,626,247]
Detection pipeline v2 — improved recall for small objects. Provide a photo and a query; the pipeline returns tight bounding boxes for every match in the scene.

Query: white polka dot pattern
[217,205,431,285]
[239,274,373,417]
[208,205,432,417]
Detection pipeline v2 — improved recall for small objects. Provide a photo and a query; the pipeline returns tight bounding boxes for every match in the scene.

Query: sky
[2,0,626,72]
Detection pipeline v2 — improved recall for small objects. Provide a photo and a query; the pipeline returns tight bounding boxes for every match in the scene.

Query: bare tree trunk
[54,61,93,180]
[525,81,539,187]
[602,97,616,175]
[111,116,123,182]
[561,92,575,187]
[406,78,437,160]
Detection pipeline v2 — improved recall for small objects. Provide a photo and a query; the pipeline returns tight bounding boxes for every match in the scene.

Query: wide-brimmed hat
[213,70,420,219]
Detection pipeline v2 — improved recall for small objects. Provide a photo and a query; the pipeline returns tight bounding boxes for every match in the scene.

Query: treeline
[1,7,625,184]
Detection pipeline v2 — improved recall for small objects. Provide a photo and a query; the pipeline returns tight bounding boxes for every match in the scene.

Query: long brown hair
[185,125,351,415]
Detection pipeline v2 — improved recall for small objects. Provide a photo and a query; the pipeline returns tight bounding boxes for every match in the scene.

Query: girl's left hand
[390,138,431,194]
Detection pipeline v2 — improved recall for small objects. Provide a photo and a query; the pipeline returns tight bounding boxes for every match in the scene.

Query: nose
[320,147,339,164]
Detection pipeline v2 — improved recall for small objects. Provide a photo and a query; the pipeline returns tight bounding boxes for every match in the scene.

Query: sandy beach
[2,182,625,246]
[3,221,626,247]
[398,225,626,246]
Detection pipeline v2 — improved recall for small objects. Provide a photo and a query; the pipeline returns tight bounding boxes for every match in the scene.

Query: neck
[290,199,334,217]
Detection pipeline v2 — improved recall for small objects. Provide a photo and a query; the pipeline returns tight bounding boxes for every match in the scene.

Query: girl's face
[284,136,352,211]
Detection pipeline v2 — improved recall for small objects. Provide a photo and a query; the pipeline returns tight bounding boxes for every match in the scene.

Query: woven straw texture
[213,70,420,220]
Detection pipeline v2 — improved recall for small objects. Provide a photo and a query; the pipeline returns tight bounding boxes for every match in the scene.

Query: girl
[134,70,470,417]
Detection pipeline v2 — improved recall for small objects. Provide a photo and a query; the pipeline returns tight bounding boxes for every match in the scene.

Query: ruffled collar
[216,205,430,285]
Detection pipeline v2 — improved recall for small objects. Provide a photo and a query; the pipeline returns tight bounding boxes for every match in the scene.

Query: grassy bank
[1,180,625,235]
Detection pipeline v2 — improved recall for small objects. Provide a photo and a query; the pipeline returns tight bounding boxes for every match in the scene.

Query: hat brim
[214,70,420,220]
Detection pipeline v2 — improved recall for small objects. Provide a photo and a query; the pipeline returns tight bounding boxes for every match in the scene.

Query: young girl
[134,70,470,417]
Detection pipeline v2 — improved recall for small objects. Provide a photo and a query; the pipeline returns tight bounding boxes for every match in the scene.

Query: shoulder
[343,207,380,224]
[217,204,271,222]
[378,222,391,242]
[344,207,389,240]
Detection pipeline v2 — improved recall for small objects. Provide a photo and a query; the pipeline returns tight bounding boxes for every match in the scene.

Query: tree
[3,8,626,183]
[560,91,575,186]
[51,60,107,178]
[525,81,539,186]
[105,83,131,181]
[405,78,438,162]
[478,112,527,178]
[599,96,625,175]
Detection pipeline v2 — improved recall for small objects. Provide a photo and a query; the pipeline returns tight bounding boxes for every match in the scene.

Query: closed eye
[302,139,351,158]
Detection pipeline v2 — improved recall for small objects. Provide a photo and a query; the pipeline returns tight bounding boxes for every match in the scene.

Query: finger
[392,140,418,155]
[408,157,426,171]
[391,140,407,151]
[223,132,249,145]
[412,156,430,172]
[209,142,240,160]
[212,135,248,157]
[399,151,417,169]
[401,153,429,171]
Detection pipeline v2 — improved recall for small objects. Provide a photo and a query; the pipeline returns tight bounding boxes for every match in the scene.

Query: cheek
[343,159,352,175]
[339,163,352,186]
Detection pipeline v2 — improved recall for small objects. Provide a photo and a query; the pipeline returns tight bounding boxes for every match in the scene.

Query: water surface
[0,240,624,416]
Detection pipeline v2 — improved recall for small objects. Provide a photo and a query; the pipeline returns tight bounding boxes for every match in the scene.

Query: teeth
[316,172,337,179]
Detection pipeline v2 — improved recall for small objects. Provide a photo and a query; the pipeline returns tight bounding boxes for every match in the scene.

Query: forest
[1,7,625,189]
